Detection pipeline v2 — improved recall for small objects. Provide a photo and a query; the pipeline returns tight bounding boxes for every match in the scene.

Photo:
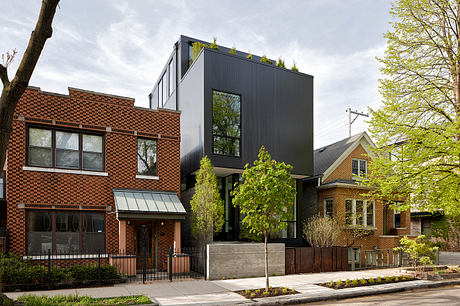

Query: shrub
[394,235,439,272]
[229,47,236,55]
[351,279,358,286]
[276,58,285,68]
[359,278,367,285]
[263,291,270,295]
[260,55,272,64]
[368,278,375,284]
[250,293,256,297]
[282,288,288,293]
[302,215,340,247]
[191,41,208,63]
[209,38,219,50]
[377,277,382,282]
[384,276,391,282]
[246,53,253,59]
[291,62,299,72]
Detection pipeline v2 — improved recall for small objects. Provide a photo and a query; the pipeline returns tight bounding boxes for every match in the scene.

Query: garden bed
[404,265,460,280]
[235,287,298,299]
[319,275,417,289]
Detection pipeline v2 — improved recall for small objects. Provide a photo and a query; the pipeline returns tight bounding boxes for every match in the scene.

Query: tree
[190,156,224,246]
[231,146,295,292]
[366,0,460,216]
[0,0,60,173]
[394,235,438,273]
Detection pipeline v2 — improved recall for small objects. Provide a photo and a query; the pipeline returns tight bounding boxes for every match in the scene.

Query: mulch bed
[319,275,417,289]
[235,287,298,299]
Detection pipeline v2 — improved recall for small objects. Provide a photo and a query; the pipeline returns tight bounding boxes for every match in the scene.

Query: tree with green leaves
[365,0,460,217]
[190,156,224,246]
[231,146,295,291]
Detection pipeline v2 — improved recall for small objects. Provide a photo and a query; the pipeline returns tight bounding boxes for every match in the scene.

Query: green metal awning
[113,189,186,220]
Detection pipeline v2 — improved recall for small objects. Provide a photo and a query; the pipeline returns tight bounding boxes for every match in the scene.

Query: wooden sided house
[314,132,411,266]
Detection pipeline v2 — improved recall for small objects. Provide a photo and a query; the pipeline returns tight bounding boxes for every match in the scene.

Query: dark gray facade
[150,35,314,246]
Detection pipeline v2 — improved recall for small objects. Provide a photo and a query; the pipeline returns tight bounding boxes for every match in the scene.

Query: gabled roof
[314,132,375,181]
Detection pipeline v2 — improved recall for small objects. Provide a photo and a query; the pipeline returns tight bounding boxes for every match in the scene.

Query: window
[169,57,175,96]
[345,199,374,227]
[352,159,367,178]
[422,218,431,235]
[27,127,104,171]
[212,90,241,157]
[0,171,5,199]
[137,138,157,176]
[188,43,194,68]
[162,73,168,106]
[394,210,401,228]
[26,210,105,255]
[324,199,333,218]
[158,79,163,107]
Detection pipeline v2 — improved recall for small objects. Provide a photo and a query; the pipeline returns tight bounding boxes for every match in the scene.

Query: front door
[136,223,153,269]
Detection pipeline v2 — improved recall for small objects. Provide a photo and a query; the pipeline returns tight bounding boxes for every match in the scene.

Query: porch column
[174,220,181,250]
[119,220,127,252]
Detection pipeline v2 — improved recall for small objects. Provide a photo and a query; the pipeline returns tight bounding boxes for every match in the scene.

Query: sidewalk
[4,268,457,305]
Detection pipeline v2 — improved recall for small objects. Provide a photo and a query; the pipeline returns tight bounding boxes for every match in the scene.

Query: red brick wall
[6,87,180,255]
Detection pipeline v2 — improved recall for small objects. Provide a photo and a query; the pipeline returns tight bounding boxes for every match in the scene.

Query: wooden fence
[285,247,348,274]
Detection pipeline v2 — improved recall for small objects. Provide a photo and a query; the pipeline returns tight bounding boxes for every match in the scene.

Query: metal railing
[349,248,411,270]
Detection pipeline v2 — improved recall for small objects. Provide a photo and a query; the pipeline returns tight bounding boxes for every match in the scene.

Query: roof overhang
[317,182,375,190]
[113,189,186,221]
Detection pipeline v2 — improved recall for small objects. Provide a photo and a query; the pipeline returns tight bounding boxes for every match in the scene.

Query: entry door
[136,223,153,269]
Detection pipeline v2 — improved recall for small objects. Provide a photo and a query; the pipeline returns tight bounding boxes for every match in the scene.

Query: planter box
[109,255,136,277]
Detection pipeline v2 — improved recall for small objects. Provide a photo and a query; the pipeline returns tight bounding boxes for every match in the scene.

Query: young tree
[366,0,460,216]
[190,156,224,246]
[0,0,60,173]
[231,146,295,292]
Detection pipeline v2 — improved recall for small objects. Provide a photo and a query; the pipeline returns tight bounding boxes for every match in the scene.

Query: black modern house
[150,35,315,246]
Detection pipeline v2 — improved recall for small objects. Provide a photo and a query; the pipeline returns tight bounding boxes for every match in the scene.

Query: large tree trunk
[264,231,269,292]
[0,0,60,172]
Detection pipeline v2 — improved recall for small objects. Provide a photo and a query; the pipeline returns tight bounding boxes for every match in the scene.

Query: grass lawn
[15,294,152,306]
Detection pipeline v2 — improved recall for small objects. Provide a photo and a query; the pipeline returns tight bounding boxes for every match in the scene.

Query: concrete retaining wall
[206,242,285,280]
[439,251,460,265]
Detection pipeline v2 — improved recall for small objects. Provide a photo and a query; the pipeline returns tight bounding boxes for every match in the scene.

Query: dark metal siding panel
[202,49,313,176]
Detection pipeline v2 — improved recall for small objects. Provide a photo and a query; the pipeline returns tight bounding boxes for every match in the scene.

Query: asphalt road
[307,285,460,305]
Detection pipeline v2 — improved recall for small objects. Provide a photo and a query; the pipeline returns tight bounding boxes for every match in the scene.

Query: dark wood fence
[285,247,348,274]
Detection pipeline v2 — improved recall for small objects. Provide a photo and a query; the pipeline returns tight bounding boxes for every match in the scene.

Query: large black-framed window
[27,127,104,172]
[26,210,105,255]
[212,90,241,157]
[137,138,158,176]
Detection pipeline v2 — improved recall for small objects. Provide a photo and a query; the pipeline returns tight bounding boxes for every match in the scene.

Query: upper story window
[27,127,104,172]
[394,210,401,228]
[0,171,5,199]
[137,138,157,176]
[324,199,333,218]
[352,158,367,178]
[345,199,374,227]
[157,72,168,108]
[212,90,241,157]
[169,57,176,96]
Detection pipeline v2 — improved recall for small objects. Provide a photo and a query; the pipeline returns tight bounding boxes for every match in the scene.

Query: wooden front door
[136,223,154,269]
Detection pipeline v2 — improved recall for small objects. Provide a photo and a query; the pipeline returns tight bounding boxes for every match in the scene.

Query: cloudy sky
[1,0,393,148]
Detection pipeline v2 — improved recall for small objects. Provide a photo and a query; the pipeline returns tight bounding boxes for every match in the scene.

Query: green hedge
[0,255,119,291]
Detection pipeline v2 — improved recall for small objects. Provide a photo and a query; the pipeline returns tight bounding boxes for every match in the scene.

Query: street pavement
[3,267,454,305]
[309,285,460,305]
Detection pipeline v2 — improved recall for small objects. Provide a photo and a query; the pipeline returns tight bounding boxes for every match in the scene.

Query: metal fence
[0,227,8,254]
[0,246,206,292]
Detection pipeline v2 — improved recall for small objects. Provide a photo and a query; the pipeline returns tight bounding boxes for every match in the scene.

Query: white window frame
[394,209,401,228]
[352,158,367,179]
[345,199,375,227]
[324,198,333,218]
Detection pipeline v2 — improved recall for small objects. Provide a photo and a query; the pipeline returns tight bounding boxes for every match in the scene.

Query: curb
[247,279,460,305]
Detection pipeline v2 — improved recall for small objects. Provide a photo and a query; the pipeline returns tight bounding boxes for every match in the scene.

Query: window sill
[23,166,108,177]
[24,254,109,260]
[136,174,159,180]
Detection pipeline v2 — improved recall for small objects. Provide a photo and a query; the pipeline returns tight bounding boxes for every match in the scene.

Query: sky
[1,0,394,149]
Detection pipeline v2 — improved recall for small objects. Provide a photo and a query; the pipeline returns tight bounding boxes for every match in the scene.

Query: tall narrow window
[28,128,52,167]
[169,58,175,96]
[324,199,333,218]
[366,201,374,226]
[137,139,157,176]
[162,73,168,106]
[82,134,103,171]
[158,79,163,107]
[26,211,52,254]
[345,200,353,225]
[212,90,241,156]
[394,210,401,228]
[356,200,364,225]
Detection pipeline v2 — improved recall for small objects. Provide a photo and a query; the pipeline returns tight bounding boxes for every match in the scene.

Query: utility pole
[346,108,369,137]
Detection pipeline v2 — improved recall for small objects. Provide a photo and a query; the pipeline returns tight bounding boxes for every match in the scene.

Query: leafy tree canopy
[365,0,460,216]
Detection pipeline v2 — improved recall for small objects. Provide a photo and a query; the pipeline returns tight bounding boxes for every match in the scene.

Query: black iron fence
[0,246,206,292]
[0,227,8,254]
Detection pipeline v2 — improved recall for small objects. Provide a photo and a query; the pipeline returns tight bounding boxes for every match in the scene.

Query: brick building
[3,87,184,267]
[314,132,411,259]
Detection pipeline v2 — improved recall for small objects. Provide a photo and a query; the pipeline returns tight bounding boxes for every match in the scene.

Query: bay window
[345,199,374,227]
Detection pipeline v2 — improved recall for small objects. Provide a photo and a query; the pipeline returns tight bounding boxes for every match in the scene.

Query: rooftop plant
[291,61,299,72]
[229,46,236,55]
[276,58,285,68]
[260,55,272,64]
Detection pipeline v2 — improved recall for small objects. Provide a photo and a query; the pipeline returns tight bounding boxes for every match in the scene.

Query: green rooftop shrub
[276,58,285,68]
[260,55,272,64]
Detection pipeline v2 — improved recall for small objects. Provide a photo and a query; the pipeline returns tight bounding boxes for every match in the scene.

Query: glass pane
[27,211,52,255]
[55,212,80,253]
[56,232,80,253]
[29,128,51,147]
[213,136,240,157]
[158,79,163,107]
[325,199,333,217]
[212,91,241,137]
[83,135,102,153]
[345,200,353,225]
[367,202,374,226]
[352,160,359,176]
[83,152,103,171]
[82,213,105,253]
[169,58,175,95]
[162,73,168,105]
[137,139,157,176]
[56,212,80,232]
[360,160,367,177]
[82,213,105,233]
[56,131,79,150]
[28,147,52,167]
[82,233,105,253]
[56,149,79,168]
[356,200,364,225]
